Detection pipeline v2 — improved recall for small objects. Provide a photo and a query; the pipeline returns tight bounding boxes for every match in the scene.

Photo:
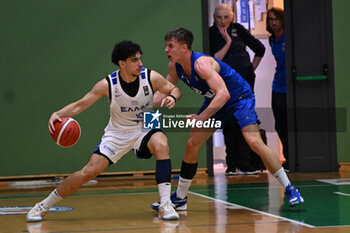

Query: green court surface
[190,180,350,227]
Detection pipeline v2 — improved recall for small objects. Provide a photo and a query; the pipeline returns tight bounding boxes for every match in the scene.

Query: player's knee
[186,139,195,152]
[186,137,200,150]
[79,167,98,182]
[247,138,261,154]
[185,140,202,160]
[153,140,169,156]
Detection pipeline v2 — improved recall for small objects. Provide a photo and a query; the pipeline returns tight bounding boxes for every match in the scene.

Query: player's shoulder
[149,69,162,78]
[90,77,109,97]
[97,77,109,88]
[195,54,216,66]
[194,54,219,74]
[107,70,119,78]
[149,69,167,86]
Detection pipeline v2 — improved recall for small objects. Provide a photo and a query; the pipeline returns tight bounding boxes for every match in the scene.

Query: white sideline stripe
[9,179,97,189]
[0,191,159,200]
[188,191,315,228]
[334,191,350,197]
[317,178,350,185]
[315,224,350,228]
[56,118,74,146]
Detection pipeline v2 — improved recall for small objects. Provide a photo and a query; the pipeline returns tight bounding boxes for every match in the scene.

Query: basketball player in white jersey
[27,40,182,221]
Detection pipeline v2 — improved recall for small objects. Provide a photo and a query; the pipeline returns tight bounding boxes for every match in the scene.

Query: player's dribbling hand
[48,112,62,134]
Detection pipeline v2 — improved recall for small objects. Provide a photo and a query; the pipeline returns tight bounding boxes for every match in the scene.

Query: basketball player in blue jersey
[27,40,182,222]
[152,28,303,211]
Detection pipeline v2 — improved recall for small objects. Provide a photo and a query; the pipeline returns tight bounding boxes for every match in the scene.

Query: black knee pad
[180,161,198,179]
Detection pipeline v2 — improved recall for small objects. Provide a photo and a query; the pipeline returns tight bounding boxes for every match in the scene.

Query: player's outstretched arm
[194,57,230,121]
[152,63,181,109]
[48,79,109,133]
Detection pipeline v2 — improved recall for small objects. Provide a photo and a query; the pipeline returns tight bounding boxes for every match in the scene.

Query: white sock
[41,189,63,208]
[158,182,171,204]
[176,177,192,199]
[273,168,290,188]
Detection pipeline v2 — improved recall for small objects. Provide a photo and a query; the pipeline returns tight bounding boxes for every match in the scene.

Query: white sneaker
[151,192,187,211]
[26,203,49,222]
[158,201,179,220]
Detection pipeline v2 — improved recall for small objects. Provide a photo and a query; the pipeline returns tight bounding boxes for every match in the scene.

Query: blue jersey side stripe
[141,67,146,79]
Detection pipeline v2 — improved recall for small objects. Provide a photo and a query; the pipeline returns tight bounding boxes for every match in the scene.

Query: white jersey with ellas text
[105,67,153,131]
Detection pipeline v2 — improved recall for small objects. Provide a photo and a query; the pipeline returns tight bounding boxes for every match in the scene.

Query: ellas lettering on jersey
[120,103,149,113]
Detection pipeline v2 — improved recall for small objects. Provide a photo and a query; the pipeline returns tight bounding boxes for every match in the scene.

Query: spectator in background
[266,7,289,171]
[209,3,265,175]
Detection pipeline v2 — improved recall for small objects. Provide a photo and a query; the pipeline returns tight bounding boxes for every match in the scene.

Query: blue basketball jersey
[175,51,253,108]
[175,51,259,128]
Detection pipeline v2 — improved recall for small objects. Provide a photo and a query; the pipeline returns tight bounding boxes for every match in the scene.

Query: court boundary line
[188,191,315,228]
[334,191,350,197]
[315,225,350,228]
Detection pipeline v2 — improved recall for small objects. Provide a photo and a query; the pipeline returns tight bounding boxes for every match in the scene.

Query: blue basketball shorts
[199,94,259,129]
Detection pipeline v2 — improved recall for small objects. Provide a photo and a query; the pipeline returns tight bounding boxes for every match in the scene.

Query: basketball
[50,117,81,147]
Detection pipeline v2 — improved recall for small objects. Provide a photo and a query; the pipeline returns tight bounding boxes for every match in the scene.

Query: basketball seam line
[56,118,74,146]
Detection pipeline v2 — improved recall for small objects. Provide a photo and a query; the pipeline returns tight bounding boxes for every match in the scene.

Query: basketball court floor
[1,169,350,233]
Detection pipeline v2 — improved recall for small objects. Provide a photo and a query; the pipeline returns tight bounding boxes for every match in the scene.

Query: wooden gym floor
[1,169,350,233]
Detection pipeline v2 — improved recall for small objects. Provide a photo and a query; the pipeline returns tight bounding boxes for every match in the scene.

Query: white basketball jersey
[105,67,153,131]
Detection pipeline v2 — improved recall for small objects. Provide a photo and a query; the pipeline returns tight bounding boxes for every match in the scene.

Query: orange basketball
[50,117,81,147]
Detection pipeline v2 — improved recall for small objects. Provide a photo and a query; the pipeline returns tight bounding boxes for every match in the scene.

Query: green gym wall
[0,0,205,176]
[1,0,349,176]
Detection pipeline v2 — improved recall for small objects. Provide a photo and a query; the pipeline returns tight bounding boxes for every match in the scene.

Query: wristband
[168,94,177,103]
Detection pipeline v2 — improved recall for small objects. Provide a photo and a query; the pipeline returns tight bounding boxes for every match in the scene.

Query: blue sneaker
[285,184,304,207]
[151,192,187,211]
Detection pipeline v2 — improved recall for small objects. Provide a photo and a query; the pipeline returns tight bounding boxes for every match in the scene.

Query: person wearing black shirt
[209,4,265,175]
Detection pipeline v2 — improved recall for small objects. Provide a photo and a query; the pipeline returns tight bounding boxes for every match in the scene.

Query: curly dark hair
[266,7,284,35]
[111,40,143,66]
[164,28,194,50]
